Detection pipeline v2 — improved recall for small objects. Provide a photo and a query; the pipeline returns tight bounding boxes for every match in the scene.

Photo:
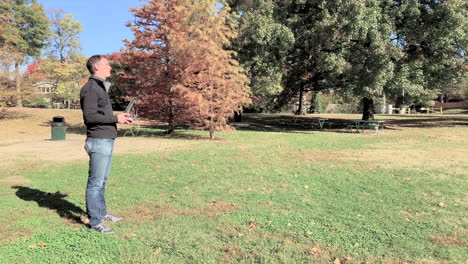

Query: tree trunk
[166,123,175,134]
[396,89,405,108]
[310,91,322,113]
[15,61,23,107]
[234,111,242,122]
[166,99,175,134]
[209,128,214,140]
[296,88,307,115]
[362,97,374,120]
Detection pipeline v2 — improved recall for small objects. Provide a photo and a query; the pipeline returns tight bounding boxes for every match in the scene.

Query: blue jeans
[84,138,115,227]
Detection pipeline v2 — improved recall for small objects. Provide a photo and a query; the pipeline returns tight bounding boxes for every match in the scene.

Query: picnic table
[282,117,329,129]
[297,117,329,129]
[350,120,385,134]
[311,118,329,129]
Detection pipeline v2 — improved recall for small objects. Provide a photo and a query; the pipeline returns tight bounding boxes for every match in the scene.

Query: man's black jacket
[80,76,118,138]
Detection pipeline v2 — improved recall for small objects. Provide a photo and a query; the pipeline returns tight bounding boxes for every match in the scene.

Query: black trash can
[51,116,66,141]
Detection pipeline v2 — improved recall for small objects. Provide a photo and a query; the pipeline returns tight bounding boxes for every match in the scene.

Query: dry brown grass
[0,107,197,168]
[431,232,467,246]
[0,176,31,187]
[123,201,240,223]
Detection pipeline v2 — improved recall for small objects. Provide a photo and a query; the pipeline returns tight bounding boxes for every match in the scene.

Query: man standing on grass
[80,55,132,234]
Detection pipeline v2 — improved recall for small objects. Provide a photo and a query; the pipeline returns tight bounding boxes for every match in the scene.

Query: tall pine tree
[123,0,250,138]
[178,0,250,139]
[123,0,201,134]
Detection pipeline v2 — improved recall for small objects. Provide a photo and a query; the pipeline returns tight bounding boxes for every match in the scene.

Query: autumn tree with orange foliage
[122,0,250,138]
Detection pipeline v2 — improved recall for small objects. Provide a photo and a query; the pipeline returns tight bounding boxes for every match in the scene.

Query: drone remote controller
[124,98,137,120]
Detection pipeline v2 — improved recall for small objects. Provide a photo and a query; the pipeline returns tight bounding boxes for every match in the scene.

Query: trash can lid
[53,116,65,122]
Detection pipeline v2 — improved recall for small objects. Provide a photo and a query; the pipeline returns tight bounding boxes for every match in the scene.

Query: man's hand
[117,113,133,124]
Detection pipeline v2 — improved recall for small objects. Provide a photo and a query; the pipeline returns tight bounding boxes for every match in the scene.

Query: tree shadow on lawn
[42,114,468,138]
[12,186,85,224]
[383,116,468,128]
[47,122,216,140]
[232,114,354,134]
[233,114,468,133]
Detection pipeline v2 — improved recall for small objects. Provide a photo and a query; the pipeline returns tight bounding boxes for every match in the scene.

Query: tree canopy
[46,9,83,63]
[227,0,294,111]
[227,0,467,119]
[0,0,50,107]
[122,0,250,138]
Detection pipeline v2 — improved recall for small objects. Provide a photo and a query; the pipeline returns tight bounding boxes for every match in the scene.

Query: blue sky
[38,0,143,57]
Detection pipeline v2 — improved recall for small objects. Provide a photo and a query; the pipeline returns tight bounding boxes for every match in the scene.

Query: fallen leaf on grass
[334,258,341,264]
[438,202,446,207]
[306,230,313,235]
[80,214,90,224]
[248,218,257,229]
[28,245,36,249]
[154,247,162,254]
[404,178,412,182]
[125,233,137,240]
[311,246,320,258]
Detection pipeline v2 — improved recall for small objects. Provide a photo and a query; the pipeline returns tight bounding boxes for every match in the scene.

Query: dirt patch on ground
[0,227,35,244]
[432,232,467,246]
[294,150,343,163]
[340,148,468,170]
[124,202,240,222]
[0,108,196,168]
[0,176,31,187]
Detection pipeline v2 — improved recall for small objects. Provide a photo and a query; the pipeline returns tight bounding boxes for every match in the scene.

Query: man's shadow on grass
[12,186,86,224]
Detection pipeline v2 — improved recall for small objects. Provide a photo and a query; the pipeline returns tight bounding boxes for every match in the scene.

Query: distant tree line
[1,0,87,110]
[1,0,466,134]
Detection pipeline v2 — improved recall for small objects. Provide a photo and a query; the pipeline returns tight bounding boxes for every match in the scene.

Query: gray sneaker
[91,223,115,235]
[103,213,123,223]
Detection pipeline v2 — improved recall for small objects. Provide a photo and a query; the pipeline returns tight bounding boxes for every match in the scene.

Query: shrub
[24,95,51,108]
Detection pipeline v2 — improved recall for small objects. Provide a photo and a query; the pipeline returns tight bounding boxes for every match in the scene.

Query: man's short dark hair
[86,55,105,74]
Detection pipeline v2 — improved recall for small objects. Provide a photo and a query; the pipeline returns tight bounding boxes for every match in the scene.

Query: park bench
[391,107,410,114]
[419,107,443,114]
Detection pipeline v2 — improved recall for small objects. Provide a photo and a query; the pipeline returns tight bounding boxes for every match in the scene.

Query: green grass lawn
[0,114,467,263]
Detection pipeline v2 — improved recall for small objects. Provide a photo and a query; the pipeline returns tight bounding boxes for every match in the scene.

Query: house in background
[32,80,62,108]
[33,80,56,94]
